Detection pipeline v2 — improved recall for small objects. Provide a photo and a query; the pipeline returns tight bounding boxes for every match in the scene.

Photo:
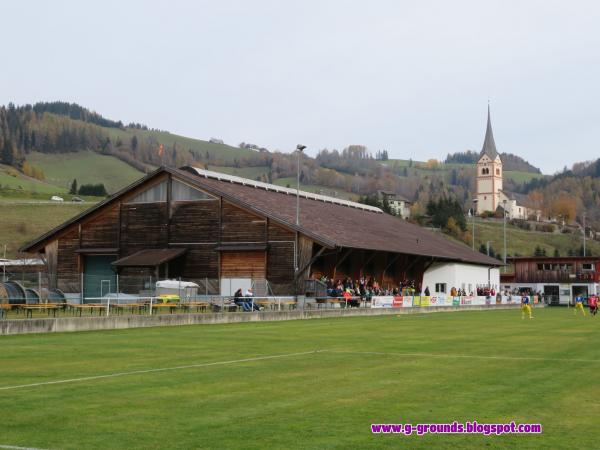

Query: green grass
[208,165,270,180]
[106,128,257,164]
[468,219,600,258]
[0,164,69,196]
[0,203,91,258]
[504,171,544,184]
[27,151,144,194]
[0,309,598,449]
[273,177,358,200]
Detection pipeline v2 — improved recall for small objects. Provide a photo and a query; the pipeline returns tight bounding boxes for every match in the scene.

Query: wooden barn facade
[21,166,500,298]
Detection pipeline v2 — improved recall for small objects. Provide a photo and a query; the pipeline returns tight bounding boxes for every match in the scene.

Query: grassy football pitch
[1,308,599,449]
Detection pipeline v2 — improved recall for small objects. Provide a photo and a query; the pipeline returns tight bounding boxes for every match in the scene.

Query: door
[220,251,266,295]
[572,285,589,306]
[543,285,559,305]
[83,255,117,302]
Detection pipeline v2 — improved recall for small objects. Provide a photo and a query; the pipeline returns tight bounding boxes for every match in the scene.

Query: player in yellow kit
[521,295,533,319]
[574,295,586,316]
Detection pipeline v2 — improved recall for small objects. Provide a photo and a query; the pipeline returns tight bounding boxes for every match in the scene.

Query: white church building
[475,107,539,220]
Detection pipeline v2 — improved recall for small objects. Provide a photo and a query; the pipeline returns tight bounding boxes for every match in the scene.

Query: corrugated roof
[177,167,501,266]
[21,166,501,267]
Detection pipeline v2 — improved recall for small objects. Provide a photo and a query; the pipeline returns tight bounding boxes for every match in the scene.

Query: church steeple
[480,104,499,159]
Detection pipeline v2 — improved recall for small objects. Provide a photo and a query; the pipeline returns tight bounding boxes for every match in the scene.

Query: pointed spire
[480,104,499,159]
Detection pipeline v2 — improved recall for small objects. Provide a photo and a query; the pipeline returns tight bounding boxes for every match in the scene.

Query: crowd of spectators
[321,276,420,303]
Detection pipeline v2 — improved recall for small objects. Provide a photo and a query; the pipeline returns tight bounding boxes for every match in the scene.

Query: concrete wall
[0,304,526,336]
[422,262,500,295]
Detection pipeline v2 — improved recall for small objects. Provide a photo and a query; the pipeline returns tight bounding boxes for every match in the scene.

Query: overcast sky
[2,0,599,173]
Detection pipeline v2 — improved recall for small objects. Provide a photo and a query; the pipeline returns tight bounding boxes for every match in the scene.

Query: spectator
[424,286,430,296]
[234,288,252,312]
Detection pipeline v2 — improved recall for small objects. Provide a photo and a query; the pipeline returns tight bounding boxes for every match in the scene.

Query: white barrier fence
[371,295,540,308]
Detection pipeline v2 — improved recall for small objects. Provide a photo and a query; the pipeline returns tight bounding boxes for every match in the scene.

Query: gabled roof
[21,166,501,267]
[479,105,499,160]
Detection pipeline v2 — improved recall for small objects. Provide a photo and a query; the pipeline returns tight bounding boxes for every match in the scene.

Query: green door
[83,255,117,302]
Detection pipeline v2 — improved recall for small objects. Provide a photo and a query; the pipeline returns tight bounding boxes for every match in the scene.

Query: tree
[553,248,560,257]
[130,135,138,152]
[78,183,108,197]
[69,179,78,195]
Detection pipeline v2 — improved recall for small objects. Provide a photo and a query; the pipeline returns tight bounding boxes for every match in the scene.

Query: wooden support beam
[332,248,353,279]
[295,245,327,280]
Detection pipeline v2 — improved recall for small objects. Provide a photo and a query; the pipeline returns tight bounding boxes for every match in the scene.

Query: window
[435,283,447,294]
[172,179,215,201]
[537,264,544,271]
[127,181,167,203]
[496,168,500,175]
[583,263,595,271]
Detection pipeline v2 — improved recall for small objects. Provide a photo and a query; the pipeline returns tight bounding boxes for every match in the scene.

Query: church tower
[476,106,503,214]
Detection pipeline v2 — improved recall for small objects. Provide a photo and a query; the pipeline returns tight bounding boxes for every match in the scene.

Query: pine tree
[70,179,78,195]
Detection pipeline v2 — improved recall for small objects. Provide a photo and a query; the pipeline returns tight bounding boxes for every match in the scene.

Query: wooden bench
[149,303,179,314]
[180,302,209,312]
[68,303,106,316]
[112,303,146,315]
[20,303,60,318]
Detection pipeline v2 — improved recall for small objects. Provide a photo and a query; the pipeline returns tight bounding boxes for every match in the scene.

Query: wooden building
[21,167,500,298]
[501,256,600,304]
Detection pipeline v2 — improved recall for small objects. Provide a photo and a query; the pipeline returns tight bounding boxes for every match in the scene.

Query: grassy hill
[27,151,144,194]
[0,203,91,258]
[383,159,544,184]
[466,219,600,259]
[105,127,257,164]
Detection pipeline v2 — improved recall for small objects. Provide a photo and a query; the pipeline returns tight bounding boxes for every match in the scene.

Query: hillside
[466,219,600,259]
[27,151,144,194]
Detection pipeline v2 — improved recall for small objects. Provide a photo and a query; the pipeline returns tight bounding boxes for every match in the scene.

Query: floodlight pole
[296,145,305,227]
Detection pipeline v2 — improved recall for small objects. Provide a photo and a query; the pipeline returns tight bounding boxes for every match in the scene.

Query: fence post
[106,296,110,317]
[149,296,153,315]
[116,274,120,305]
[205,277,208,296]
[38,272,42,303]
[81,272,84,304]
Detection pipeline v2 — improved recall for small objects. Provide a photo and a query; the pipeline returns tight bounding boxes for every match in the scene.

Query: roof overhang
[111,248,187,267]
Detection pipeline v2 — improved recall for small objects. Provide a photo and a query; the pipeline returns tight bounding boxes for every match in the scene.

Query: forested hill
[445,150,541,173]
[0,100,548,219]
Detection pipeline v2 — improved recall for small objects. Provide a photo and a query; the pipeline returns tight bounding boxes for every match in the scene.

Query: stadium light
[296,145,306,227]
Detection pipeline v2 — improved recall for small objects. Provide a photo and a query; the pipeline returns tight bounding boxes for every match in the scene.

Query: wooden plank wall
[57,229,80,292]
[120,203,168,256]
[221,251,266,278]
[80,205,119,247]
[267,222,295,289]
[221,201,266,243]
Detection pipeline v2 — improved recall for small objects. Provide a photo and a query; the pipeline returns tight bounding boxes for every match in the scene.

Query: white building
[422,262,500,295]
[378,191,411,219]
[475,107,539,220]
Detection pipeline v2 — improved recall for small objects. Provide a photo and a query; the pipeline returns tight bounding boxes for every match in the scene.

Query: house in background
[501,256,599,305]
[378,190,411,219]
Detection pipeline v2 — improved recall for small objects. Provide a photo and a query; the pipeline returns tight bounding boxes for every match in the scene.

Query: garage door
[83,255,117,301]
[220,251,266,279]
